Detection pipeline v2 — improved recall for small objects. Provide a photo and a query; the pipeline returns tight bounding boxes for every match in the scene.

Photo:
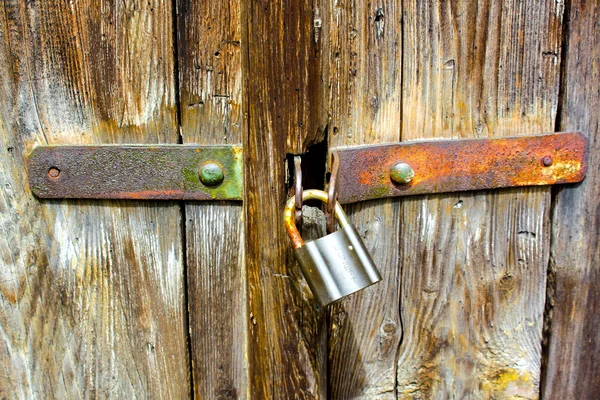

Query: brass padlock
[284,189,382,307]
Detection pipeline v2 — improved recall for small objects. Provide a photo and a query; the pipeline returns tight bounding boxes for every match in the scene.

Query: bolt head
[542,156,553,167]
[390,162,414,184]
[199,162,224,186]
[48,167,61,179]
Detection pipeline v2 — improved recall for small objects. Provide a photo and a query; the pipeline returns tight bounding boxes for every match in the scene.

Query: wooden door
[1,1,598,399]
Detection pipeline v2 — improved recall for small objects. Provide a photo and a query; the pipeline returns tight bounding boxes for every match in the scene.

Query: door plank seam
[539,0,570,396]
[171,0,195,398]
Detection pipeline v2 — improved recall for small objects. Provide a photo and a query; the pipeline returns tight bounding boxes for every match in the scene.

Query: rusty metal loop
[294,156,303,228]
[326,152,340,233]
[284,189,350,249]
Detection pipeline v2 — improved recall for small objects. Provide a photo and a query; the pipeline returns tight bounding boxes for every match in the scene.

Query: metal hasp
[28,145,243,200]
[334,131,589,204]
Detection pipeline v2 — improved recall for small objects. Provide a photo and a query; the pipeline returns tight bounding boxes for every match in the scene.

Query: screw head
[48,167,61,179]
[390,162,414,184]
[542,156,553,167]
[199,162,224,186]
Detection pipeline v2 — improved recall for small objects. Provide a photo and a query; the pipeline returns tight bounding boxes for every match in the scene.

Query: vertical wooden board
[0,1,189,398]
[326,0,403,398]
[541,1,600,398]
[176,0,247,397]
[249,0,327,155]
[243,0,329,397]
[178,0,243,144]
[183,204,245,398]
[397,1,561,397]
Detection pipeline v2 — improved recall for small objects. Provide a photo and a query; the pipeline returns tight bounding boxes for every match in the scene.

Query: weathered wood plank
[541,1,600,397]
[0,1,189,398]
[243,0,328,397]
[176,0,247,397]
[397,1,561,397]
[326,0,403,398]
[248,0,326,155]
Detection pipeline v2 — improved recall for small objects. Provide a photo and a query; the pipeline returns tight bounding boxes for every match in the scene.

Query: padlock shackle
[284,189,351,249]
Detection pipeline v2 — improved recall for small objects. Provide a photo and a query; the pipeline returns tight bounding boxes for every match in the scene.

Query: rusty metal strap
[28,132,588,202]
[28,145,243,200]
[334,132,589,204]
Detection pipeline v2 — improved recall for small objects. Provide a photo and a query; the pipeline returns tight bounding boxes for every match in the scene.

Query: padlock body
[294,224,382,307]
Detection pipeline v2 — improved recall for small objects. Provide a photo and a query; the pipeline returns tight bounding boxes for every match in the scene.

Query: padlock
[284,189,382,307]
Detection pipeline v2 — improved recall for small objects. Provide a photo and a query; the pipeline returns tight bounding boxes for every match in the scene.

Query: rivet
[542,156,553,167]
[199,162,224,186]
[48,167,61,179]
[390,162,414,184]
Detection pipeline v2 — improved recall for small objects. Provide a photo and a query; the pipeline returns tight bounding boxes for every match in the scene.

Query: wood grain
[243,0,329,397]
[247,0,327,155]
[541,1,600,398]
[176,0,247,397]
[0,1,188,398]
[326,0,403,398]
[397,1,561,397]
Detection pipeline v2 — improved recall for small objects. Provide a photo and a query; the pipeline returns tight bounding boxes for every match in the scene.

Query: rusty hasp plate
[334,132,589,204]
[28,145,243,200]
